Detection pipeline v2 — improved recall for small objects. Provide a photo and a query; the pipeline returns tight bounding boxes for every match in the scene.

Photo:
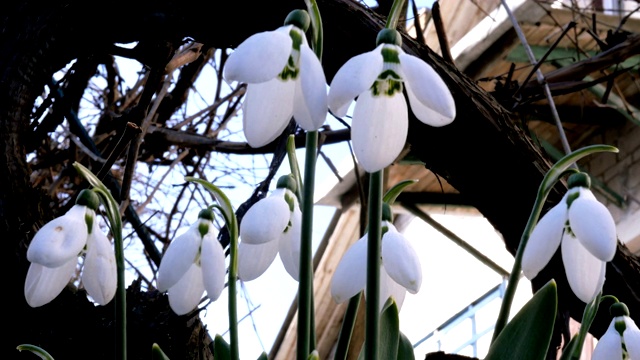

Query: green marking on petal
[381,46,401,64]
[284,192,296,212]
[371,77,403,97]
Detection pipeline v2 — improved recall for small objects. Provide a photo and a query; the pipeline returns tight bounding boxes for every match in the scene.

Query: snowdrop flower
[331,205,422,311]
[328,28,456,172]
[592,302,640,360]
[25,189,116,307]
[223,9,327,148]
[522,172,617,303]
[238,175,301,281]
[156,209,226,315]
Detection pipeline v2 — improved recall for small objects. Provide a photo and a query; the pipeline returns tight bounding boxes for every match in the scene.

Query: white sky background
[62,0,539,358]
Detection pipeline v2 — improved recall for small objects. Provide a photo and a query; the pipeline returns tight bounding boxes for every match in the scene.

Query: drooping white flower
[592,302,640,360]
[223,9,327,148]
[24,189,117,307]
[522,172,617,303]
[327,28,456,173]
[330,221,422,312]
[80,218,117,305]
[156,209,226,315]
[238,175,301,281]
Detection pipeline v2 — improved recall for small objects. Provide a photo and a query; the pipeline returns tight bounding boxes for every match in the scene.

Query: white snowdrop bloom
[331,221,422,312]
[328,28,455,172]
[592,302,640,360]
[156,209,226,315]
[223,9,327,148]
[80,219,117,305]
[238,175,301,281]
[24,189,117,307]
[522,172,617,303]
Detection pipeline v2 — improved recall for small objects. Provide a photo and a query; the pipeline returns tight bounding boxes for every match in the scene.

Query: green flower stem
[296,2,323,358]
[365,170,383,360]
[72,162,126,360]
[304,0,323,60]
[286,135,304,201]
[386,0,406,29]
[185,177,240,360]
[492,145,618,342]
[298,130,318,360]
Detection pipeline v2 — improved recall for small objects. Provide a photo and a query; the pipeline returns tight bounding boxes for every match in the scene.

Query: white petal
[167,263,205,315]
[381,225,422,294]
[279,207,302,281]
[327,45,384,117]
[156,223,201,292]
[200,234,226,302]
[377,267,407,312]
[293,44,327,131]
[569,188,617,261]
[400,52,455,125]
[592,320,622,360]
[351,89,408,172]
[240,192,291,245]
[237,240,279,281]
[242,79,295,147]
[223,27,292,83]
[82,225,117,305]
[521,201,567,279]
[331,236,367,303]
[27,205,88,267]
[561,233,606,303]
[24,259,77,308]
[624,316,640,359]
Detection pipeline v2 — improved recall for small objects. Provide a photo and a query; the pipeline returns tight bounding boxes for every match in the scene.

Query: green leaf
[214,334,231,360]
[16,344,55,360]
[379,297,400,360]
[397,332,415,360]
[151,343,170,360]
[307,350,320,360]
[334,293,362,360]
[383,179,418,205]
[485,280,557,360]
[256,352,268,360]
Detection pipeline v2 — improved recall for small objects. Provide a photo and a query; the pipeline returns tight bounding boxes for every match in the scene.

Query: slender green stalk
[298,130,318,360]
[386,0,405,29]
[492,145,618,342]
[296,2,322,358]
[185,177,240,360]
[227,219,240,360]
[365,171,383,360]
[72,162,126,360]
[286,135,304,201]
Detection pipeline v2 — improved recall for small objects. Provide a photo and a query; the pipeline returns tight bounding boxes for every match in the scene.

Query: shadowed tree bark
[2,1,639,359]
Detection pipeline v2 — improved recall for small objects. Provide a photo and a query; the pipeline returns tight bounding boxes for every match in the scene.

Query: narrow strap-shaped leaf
[16,344,55,360]
[214,334,231,360]
[383,179,419,205]
[485,280,557,360]
[151,343,170,360]
[379,297,400,360]
[334,293,362,360]
[397,332,416,360]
